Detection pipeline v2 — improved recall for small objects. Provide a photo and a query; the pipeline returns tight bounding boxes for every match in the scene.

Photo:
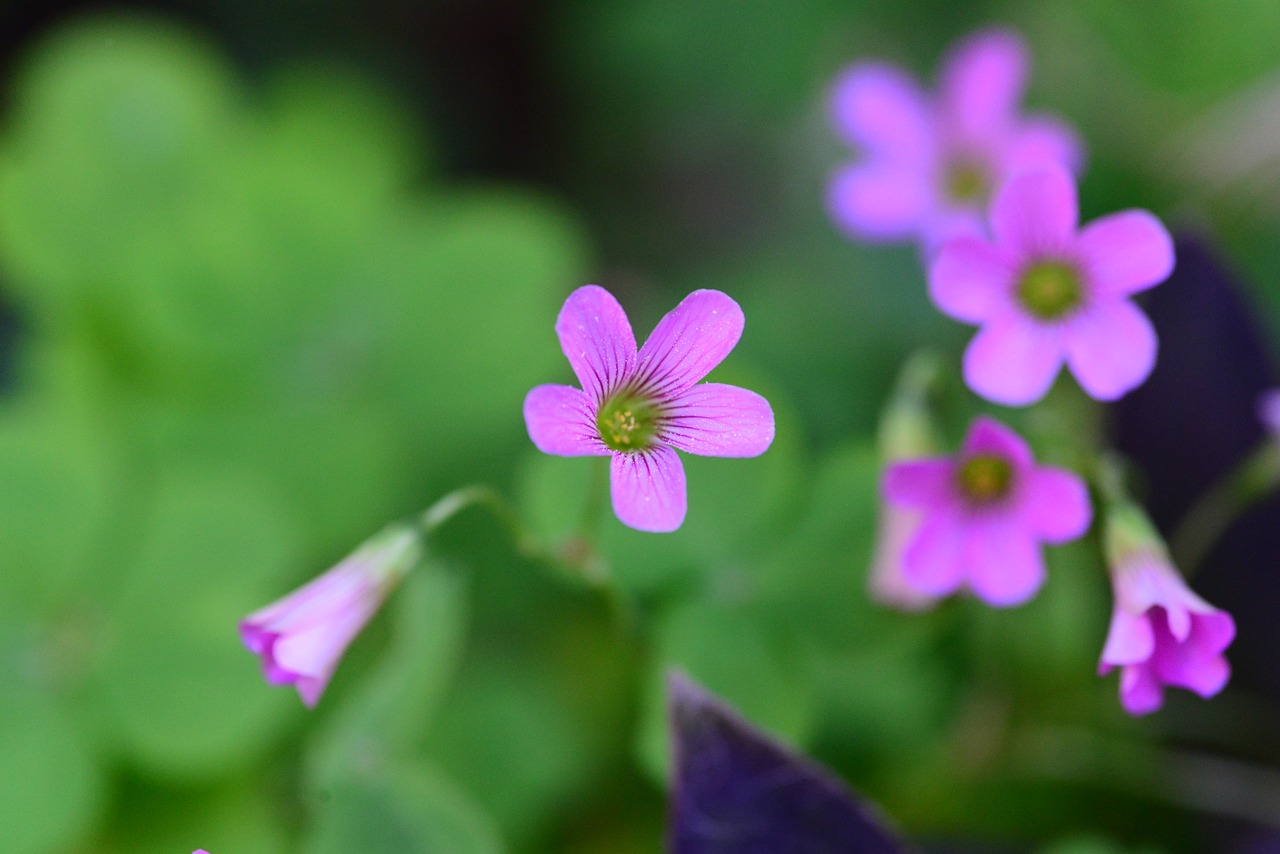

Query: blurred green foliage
[0,1,1276,851]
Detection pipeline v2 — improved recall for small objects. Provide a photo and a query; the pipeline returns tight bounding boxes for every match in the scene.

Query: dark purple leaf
[667,671,908,854]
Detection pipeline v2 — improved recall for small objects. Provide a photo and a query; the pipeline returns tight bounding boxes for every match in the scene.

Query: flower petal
[1151,612,1233,697]
[901,512,966,597]
[960,415,1035,471]
[929,236,1017,323]
[1063,299,1157,401]
[635,290,744,397]
[555,285,638,401]
[662,383,774,458]
[1023,466,1091,542]
[882,458,954,510]
[1119,662,1164,715]
[1007,114,1085,175]
[963,316,1063,406]
[990,164,1079,255]
[1099,609,1155,669]
[524,384,609,456]
[963,521,1046,606]
[828,162,932,242]
[941,28,1027,144]
[1078,210,1175,299]
[611,446,687,532]
[828,62,932,158]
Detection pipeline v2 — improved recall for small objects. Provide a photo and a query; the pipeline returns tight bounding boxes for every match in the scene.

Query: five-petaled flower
[882,416,1091,606]
[239,524,421,707]
[524,285,775,532]
[827,27,1083,253]
[929,163,1174,406]
[1098,504,1235,716]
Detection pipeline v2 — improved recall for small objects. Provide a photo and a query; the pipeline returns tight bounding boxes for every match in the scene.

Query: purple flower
[524,285,775,532]
[930,163,1174,405]
[1098,506,1235,716]
[240,525,420,707]
[828,27,1083,253]
[882,416,1091,606]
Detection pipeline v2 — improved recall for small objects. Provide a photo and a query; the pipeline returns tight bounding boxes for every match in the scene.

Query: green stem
[1169,442,1280,574]
[418,484,540,559]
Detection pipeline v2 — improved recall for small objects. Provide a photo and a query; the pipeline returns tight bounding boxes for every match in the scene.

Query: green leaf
[308,565,468,791]
[0,17,237,310]
[423,652,599,844]
[303,761,506,854]
[365,191,590,462]
[95,468,303,780]
[0,682,105,854]
[0,400,113,612]
[101,777,290,854]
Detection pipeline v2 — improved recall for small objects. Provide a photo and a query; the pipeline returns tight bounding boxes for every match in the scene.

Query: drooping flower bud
[1098,501,1235,716]
[240,523,422,707]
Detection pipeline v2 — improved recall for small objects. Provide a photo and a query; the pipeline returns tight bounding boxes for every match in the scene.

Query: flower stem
[418,484,540,559]
[1169,441,1280,574]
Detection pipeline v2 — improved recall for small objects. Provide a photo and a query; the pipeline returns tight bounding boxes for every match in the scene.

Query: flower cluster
[828,28,1082,254]
[835,28,1234,715]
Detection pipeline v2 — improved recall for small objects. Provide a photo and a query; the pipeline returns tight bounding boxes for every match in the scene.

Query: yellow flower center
[597,394,662,452]
[1017,260,1084,321]
[956,454,1014,504]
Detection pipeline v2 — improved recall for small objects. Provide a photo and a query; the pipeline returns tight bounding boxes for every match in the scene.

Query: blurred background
[2,1,1280,851]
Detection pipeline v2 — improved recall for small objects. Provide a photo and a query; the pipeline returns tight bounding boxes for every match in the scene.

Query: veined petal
[828,162,932,242]
[1007,114,1085,175]
[1023,466,1092,542]
[555,285,638,401]
[964,520,1046,606]
[963,316,1063,406]
[1063,299,1157,401]
[524,384,609,456]
[941,28,1027,144]
[929,236,1017,323]
[662,383,774,458]
[1078,210,1175,299]
[991,164,1079,255]
[611,446,687,532]
[882,458,954,510]
[635,290,744,397]
[828,62,932,158]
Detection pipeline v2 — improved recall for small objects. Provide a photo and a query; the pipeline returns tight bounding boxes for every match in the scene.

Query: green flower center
[944,157,989,204]
[956,454,1014,504]
[1017,261,1084,321]
[597,394,663,452]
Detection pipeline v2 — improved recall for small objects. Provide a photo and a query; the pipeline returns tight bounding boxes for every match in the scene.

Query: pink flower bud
[239,524,421,707]
[1098,504,1235,716]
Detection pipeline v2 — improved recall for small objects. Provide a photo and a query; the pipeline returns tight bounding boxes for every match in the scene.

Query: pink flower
[929,163,1174,406]
[1098,508,1235,716]
[882,416,1091,606]
[828,27,1083,253]
[524,285,775,532]
[240,525,421,707]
